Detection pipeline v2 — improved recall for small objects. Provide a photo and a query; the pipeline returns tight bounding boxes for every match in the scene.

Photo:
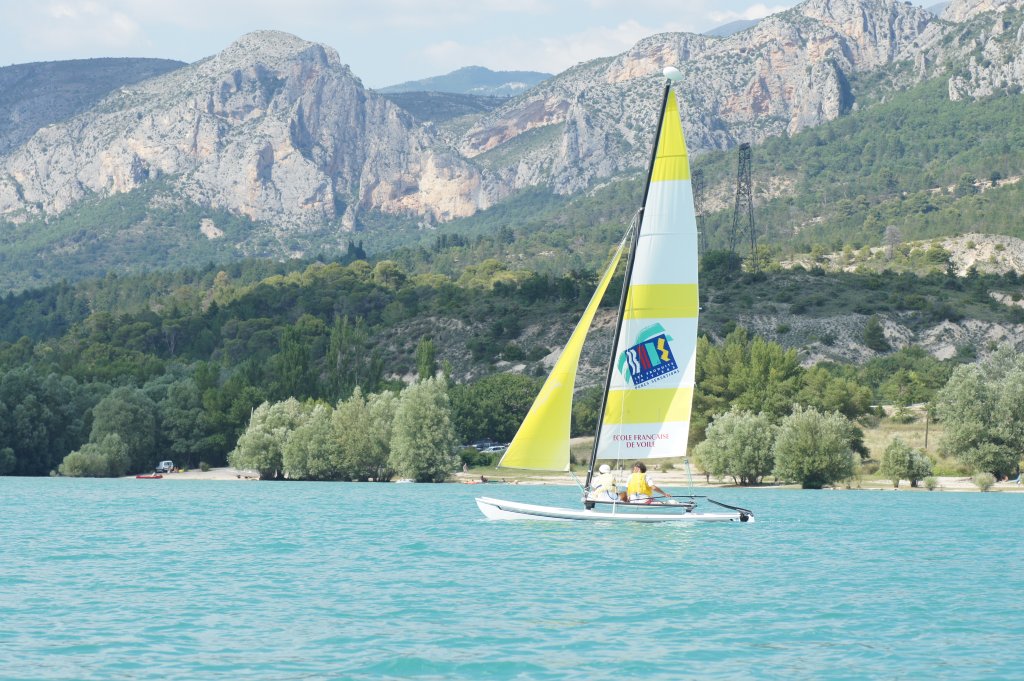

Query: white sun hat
[598,464,611,474]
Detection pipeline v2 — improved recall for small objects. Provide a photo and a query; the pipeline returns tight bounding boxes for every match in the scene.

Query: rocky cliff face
[944,0,1024,100]
[0,58,185,156]
[0,0,1020,239]
[0,32,488,229]
[456,0,933,194]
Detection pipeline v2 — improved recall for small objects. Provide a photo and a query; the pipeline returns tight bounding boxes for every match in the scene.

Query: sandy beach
[139,466,1024,492]
[137,467,260,481]
[454,469,1024,492]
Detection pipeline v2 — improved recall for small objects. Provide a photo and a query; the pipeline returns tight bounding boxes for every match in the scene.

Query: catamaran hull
[475,497,752,523]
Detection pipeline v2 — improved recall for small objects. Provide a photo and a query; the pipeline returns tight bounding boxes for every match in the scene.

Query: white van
[155,460,174,473]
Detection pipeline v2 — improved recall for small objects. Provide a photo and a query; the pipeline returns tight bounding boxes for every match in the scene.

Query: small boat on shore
[135,474,163,479]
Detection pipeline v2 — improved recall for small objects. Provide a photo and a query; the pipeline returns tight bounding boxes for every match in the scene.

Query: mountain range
[1,0,1023,290]
[376,66,551,96]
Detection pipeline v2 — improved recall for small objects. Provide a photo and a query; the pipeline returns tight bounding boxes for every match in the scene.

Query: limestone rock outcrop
[455,0,933,194]
[0,32,488,228]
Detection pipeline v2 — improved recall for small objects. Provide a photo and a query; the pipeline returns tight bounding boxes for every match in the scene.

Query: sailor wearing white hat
[587,464,619,501]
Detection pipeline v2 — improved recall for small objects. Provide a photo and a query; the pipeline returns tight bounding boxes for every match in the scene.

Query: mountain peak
[201,30,340,71]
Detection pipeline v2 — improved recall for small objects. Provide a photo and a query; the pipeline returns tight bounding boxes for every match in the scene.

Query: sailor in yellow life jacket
[624,461,672,503]
[587,464,618,501]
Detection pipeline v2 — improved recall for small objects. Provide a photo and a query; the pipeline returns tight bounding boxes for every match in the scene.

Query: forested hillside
[695,79,1024,255]
[2,240,1016,477]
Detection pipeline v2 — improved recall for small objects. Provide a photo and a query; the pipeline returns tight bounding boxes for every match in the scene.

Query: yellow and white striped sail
[498,239,628,471]
[596,86,698,461]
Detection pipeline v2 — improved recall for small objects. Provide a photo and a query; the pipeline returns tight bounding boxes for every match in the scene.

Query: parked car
[482,445,507,454]
[154,460,174,473]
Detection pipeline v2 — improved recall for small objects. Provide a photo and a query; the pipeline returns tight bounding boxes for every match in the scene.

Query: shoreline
[143,467,1024,492]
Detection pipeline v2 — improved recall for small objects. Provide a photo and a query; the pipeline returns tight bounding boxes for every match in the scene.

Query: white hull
[475,496,753,523]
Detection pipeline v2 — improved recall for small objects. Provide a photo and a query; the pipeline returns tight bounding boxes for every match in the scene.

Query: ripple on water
[2,479,1022,680]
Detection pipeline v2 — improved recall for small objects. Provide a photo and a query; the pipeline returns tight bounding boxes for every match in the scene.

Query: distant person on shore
[622,461,672,503]
[587,464,619,501]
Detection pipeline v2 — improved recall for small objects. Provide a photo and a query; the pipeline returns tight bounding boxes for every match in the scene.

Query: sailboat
[476,67,753,523]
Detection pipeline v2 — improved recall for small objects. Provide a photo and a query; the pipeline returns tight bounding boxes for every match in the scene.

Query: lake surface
[2,478,1022,680]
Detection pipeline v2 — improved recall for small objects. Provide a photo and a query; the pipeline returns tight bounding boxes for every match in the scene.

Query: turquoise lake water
[2,478,1022,680]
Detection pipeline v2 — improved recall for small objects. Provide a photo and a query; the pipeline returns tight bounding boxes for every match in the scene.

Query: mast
[584,69,680,495]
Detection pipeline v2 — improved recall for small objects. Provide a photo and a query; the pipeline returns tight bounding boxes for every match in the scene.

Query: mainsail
[593,83,698,463]
[498,75,697,470]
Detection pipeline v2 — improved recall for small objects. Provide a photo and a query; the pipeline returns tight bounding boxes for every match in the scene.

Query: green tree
[693,408,776,485]
[692,328,802,442]
[0,446,15,475]
[863,315,890,352]
[879,437,933,488]
[228,398,308,478]
[389,378,459,482]
[936,345,1024,477]
[571,386,603,437]
[59,434,130,478]
[773,406,856,489]
[366,390,399,481]
[157,377,218,469]
[955,173,978,197]
[270,326,313,400]
[282,403,341,480]
[416,339,438,380]
[333,387,393,481]
[796,366,873,419]
[89,387,158,473]
[700,250,743,285]
[449,373,541,443]
[324,316,383,401]
[0,368,95,475]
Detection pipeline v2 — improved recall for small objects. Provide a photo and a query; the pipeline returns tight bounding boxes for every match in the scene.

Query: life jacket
[627,472,653,498]
[588,472,618,500]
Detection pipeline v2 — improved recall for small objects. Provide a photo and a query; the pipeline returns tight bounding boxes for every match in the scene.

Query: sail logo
[620,329,679,387]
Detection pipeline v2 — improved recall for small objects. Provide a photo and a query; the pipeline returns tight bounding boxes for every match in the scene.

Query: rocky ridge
[0,0,1021,240]
[0,32,489,230]
[0,58,185,156]
[768,232,1024,363]
[454,0,935,194]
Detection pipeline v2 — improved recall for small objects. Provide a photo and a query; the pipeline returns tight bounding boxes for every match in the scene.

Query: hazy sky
[0,0,810,87]
[0,1,942,88]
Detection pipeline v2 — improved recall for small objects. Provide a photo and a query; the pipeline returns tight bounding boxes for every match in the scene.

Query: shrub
[880,438,933,488]
[932,458,972,476]
[58,434,130,478]
[936,345,1024,479]
[863,315,891,352]
[773,406,856,488]
[694,408,777,485]
[973,472,996,491]
[923,476,938,490]
[458,447,496,468]
[199,461,211,472]
[889,406,917,424]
